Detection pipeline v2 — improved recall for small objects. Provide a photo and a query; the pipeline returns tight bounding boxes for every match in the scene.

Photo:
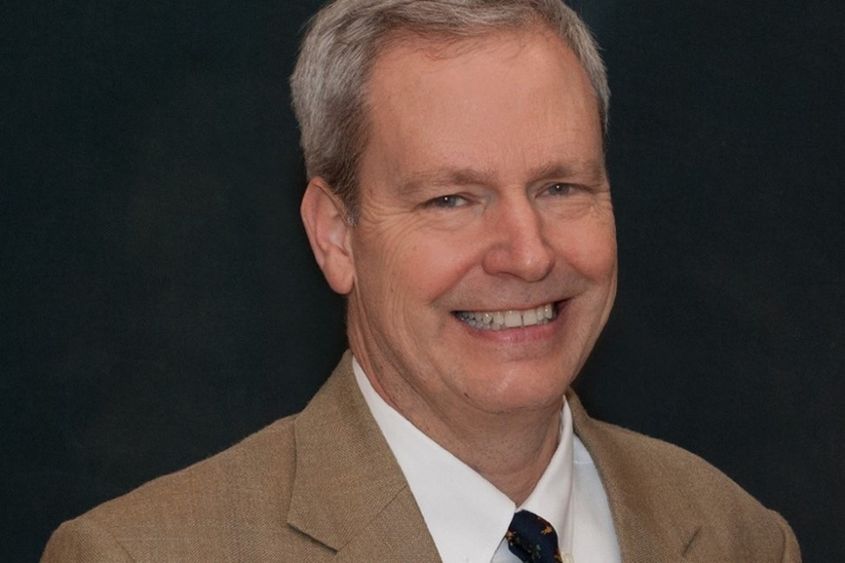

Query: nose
[481,197,555,282]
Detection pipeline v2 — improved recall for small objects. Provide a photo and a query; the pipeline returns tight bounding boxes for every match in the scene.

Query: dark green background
[2,1,842,561]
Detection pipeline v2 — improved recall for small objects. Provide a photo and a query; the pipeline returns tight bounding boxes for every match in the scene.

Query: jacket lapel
[287,352,440,560]
[568,391,700,563]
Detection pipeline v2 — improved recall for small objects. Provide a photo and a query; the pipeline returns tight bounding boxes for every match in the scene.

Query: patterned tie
[505,510,563,563]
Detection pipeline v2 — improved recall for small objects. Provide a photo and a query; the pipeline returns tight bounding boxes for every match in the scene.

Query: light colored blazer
[42,352,801,562]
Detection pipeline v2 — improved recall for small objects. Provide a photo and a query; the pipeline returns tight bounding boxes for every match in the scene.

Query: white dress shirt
[353,359,620,563]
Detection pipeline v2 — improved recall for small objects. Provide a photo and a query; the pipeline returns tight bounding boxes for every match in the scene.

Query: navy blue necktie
[506,510,562,563]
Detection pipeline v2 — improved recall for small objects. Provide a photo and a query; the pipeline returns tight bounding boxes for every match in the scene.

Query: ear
[300,178,355,295]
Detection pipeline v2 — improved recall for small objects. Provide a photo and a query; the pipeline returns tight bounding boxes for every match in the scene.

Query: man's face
[345,27,617,420]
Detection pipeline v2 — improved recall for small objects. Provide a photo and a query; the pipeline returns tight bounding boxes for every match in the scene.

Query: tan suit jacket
[42,352,801,562]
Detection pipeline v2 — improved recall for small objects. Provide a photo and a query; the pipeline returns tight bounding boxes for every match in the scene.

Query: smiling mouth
[454,302,560,331]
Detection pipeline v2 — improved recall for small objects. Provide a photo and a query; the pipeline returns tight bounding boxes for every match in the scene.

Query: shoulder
[92,413,299,523]
[585,414,759,507]
[41,415,324,562]
[569,394,801,561]
[42,355,367,562]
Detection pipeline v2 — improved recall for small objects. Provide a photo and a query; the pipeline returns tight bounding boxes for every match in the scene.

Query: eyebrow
[526,160,607,184]
[399,159,606,195]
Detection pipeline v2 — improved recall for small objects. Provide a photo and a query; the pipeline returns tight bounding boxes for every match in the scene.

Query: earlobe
[300,178,355,295]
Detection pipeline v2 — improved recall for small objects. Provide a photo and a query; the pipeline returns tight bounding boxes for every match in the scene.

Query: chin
[461,363,573,413]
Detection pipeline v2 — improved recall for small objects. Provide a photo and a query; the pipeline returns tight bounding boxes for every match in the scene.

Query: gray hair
[290,0,609,218]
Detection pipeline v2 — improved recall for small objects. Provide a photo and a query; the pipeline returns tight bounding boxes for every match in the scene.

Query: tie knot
[506,510,563,563]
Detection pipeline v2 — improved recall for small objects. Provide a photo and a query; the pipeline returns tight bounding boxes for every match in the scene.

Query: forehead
[361,27,604,185]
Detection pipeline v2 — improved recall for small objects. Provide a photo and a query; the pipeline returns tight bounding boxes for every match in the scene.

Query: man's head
[291,0,609,219]
[297,0,616,432]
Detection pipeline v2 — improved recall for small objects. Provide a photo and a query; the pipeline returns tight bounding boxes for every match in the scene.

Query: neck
[361,355,562,505]
[447,410,561,505]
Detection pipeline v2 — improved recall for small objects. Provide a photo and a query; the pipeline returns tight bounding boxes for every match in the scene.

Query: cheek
[558,218,617,281]
[353,224,454,325]
[389,231,478,303]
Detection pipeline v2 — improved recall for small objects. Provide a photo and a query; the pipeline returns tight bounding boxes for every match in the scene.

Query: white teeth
[457,303,557,331]
[504,311,521,328]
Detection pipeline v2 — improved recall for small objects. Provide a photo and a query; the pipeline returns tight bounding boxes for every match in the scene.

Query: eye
[425,194,469,209]
[544,183,575,197]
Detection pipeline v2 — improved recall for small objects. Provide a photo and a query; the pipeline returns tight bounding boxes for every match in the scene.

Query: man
[43,1,800,561]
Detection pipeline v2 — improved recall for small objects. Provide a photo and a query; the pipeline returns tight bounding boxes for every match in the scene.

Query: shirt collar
[353,358,575,563]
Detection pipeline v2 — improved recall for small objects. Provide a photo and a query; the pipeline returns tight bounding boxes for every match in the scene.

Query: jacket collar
[567,391,701,562]
[287,351,440,560]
